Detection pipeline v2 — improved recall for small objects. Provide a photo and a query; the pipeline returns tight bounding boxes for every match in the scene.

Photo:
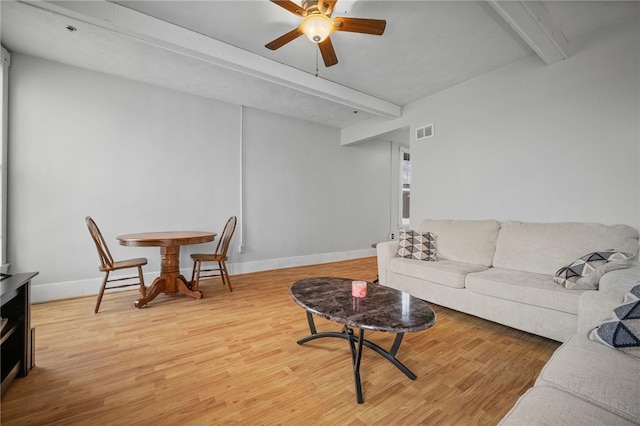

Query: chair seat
[100,257,148,272]
[191,253,227,262]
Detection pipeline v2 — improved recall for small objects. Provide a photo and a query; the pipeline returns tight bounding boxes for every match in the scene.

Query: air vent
[416,123,434,141]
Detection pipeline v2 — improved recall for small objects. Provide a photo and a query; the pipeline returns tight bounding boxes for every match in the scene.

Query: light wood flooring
[0,257,559,425]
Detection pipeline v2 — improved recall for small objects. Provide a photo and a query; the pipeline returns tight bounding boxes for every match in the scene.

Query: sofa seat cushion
[388,257,488,289]
[499,386,637,426]
[535,334,640,423]
[465,268,584,315]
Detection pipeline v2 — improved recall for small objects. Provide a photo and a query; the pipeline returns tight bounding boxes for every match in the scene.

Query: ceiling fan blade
[270,0,307,17]
[265,28,304,50]
[318,37,338,67]
[320,0,338,16]
[333,17,386,35]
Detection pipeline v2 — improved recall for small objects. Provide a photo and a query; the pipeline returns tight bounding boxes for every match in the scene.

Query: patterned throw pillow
[553,250,630,290]
[397,230,437,261]
[589,283,640,359]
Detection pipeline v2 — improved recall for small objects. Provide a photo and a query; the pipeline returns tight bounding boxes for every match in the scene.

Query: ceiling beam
[488,0,569,64]
[23,0,401,120]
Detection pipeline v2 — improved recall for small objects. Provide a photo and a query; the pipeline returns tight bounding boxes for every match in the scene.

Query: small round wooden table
[117,231,216,308]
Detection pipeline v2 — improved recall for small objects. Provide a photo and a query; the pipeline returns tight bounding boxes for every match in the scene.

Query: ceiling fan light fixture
[301,13,334,43]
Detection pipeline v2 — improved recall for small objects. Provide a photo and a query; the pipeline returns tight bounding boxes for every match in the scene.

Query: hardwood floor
[0,257,559,425]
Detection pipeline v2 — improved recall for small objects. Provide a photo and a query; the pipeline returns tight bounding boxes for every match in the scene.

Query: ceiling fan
[265,0,387,67]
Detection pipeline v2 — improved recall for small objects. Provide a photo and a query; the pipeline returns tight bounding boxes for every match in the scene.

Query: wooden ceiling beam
[22,0,401,120]
[488,1,569,65]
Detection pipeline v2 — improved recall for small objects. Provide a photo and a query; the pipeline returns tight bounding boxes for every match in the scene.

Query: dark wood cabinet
[1,272,38,396]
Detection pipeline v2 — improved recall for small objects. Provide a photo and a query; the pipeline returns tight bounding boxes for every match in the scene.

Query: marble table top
[290,277,436,333]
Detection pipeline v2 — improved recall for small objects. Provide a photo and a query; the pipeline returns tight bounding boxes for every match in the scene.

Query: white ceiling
[1,1,638,128]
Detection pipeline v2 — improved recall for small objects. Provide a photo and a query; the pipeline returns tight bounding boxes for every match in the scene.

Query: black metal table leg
[345,327,366,404]
[389,332,403,357]
[305,311,317,335]
[297,329,415,379]
[296,313,417,403]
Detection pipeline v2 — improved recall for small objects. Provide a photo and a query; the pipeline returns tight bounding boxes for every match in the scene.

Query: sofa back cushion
[493,221,640,275]
[418,219,500,267]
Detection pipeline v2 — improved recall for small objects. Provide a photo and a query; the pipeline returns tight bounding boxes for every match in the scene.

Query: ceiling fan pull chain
[315,49,319,77]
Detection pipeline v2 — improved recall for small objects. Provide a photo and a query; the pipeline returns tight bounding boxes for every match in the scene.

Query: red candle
[352,280,367,298]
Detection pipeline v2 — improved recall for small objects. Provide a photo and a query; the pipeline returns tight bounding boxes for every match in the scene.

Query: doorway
[400,146,410,226]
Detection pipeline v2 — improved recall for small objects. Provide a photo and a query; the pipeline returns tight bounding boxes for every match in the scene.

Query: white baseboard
[31,248,376,304]
[228,248,375,275]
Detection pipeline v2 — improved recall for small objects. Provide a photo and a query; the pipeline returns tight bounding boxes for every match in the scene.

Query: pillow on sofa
[397,230,437,261]
[553,250,630,290]
[589,283,640,359]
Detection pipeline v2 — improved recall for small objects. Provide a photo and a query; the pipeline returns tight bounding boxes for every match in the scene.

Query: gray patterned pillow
[589,283,640,359]
[397,230,437,261]
[553,250,630,290]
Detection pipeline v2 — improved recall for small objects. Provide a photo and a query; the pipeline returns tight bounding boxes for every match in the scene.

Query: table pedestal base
[134,275,202,308]
[134,246,202,308]
[297,311,416,404]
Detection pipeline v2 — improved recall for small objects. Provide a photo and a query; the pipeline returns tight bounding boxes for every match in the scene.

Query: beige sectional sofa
[376,219,639,342]
[500,331,640,425]
[377,219,640,425]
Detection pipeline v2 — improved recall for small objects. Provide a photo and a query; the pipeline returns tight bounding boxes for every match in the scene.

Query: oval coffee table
[290,277,436,404]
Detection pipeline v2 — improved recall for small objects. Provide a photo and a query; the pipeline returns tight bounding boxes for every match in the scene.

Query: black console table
[1,272,38,396]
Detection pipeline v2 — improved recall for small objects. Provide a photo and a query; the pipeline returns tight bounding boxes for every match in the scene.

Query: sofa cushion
[554,250,631,290]
[465,268,584,315]
[590,283,640,358]
[396,229,437,261]
[536,334,640,423]
[388,257,488,289]
[418,219,500,267]
[493,221,639,276]
[499,386,636,426]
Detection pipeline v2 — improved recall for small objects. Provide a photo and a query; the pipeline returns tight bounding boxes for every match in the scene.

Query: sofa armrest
[376,241,398,286]
[577,264,639,335]
[598,264,639,295]
[578,291,623,335]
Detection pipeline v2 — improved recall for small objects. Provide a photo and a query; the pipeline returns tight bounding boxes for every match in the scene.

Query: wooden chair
[85,216,147,313]
[190,216,237,292]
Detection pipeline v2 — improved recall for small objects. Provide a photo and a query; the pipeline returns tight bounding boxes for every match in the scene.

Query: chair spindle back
[216,216,237,258]
[86,216,115,270]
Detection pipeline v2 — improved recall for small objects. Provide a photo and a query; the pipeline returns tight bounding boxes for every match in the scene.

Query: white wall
[410,19,639,226]
[344,18,640,229]
[235,107,391,271]
[7,54,390,301]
